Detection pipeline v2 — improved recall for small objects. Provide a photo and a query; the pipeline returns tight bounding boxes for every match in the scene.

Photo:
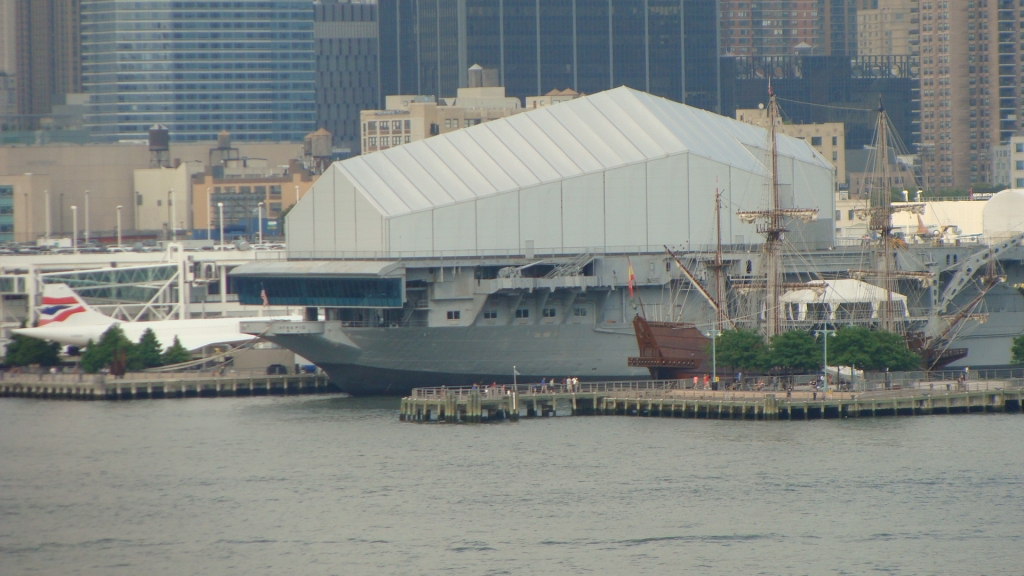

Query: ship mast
[737,83,818,339]
[871,99,898,333]
[713,188,727,332]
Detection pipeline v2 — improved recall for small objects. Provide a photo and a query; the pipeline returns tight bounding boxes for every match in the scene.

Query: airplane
[13,283,285,351]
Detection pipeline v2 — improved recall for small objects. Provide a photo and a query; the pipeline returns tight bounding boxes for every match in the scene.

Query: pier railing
[408,379,687,399]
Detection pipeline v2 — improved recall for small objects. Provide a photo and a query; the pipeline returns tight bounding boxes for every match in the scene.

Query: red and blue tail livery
[38,295,87,325]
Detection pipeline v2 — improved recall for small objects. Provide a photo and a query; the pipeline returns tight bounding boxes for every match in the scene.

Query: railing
[408,379,685,399]
[0,368,313,385]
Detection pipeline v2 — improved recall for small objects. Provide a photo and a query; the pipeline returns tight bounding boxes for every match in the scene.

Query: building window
[1017,178,1024,187]
[157,199,162,207]
[1016,143,1023,153]
[573,307,587,317]
[392,136,401,145]
[404,120,411,130]
[269,202,281,215]
[833,151,838,161]
[483,310,497,319]
[445,119,451,128]
[392,120,401,130]
[811,136,822,146]
[832,136,838,146]
[405,136,411,143]
[270,185,281,198]
[446,310,461,320]
[542,308,557,318]
[515,308,529,319]
[1016,161,1024,170]
[367,121,376,131]
[835,210,841,221]
[254,186,266,195]
[369,137,376,146]
[848,209,854,220]
[453,119,460,128]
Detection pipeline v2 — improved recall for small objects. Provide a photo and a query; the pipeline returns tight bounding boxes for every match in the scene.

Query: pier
[399,380,1024,423]
[0,371,331,400]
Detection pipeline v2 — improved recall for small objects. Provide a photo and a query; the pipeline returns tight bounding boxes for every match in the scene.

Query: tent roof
[780,279,907,304]
[335,86,832,218]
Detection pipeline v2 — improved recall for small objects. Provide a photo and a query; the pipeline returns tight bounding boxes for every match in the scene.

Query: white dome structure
[983,188,1024,241]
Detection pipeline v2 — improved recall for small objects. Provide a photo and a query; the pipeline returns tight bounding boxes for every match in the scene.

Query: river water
[1,395,1021,575]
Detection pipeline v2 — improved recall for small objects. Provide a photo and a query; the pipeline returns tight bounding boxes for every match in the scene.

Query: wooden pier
[399,380,1024,423]
[0,372,331,401]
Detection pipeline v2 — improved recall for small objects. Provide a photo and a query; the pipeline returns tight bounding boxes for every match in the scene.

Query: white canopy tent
[780,279,909,322]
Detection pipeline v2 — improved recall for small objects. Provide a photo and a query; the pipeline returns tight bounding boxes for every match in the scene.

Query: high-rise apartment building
[11,0,81,130]
[824,0,859,56]
[0,3,17,128]
[80,1,316,143]
[378,0,719,112]
[857,0,920,57]
[917,0,1022,190]
[719,1,824,56]
[314,0,380,154]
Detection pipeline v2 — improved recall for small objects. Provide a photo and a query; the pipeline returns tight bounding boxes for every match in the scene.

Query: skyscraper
[377,0,720,112]
[12,0,81,130]
[80,0,316,143]
[857,0,919,57]
[314,0,380,154]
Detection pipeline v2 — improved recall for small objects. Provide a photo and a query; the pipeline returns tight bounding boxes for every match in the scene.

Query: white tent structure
[780,279,909,323]
[287,86,836,259]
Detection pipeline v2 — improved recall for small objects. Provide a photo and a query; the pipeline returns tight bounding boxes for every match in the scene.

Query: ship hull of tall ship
[241,321,649,396]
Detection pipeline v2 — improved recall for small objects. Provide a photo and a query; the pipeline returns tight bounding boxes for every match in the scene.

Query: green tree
[765,330,821,373]
[161,336,191,366]
[829,326,920,372]
[128,328,164,370]
[3,333,61,367]
[80,324,134,373]
[711,329,768,372]
[1012,334,1024,365]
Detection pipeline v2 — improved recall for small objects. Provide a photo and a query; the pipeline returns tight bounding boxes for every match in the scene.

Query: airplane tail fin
[38,283,113,326]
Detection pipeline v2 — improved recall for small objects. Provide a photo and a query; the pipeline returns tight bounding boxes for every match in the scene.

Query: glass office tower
[378,0,719,111]
[81,0,315,142]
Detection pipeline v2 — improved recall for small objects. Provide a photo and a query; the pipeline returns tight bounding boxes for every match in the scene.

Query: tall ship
[233,88,1024,395]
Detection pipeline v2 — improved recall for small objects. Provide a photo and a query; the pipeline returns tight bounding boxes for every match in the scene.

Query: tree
[4,333,61,367]
[1013,334,1024,365]
[128,328,163,370]
[829,326,920,372]
[765,330,821,373]
[161,336,191,366]
[80,324,134,373]
[711,329,768,372]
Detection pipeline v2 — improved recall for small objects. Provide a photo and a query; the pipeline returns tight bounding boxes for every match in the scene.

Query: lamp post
[814,329,836,393]
[706,329,721,389]
[167,189,175,241]
[44,189,51,241]
[206,187,212,242]
[71,205,78,254]
[257,202,264,244]
[116,205,123,248]
[84,190,90,244]
[217,202,224,246]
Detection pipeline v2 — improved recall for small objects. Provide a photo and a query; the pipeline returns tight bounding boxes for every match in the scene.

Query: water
[1,396,1021,575]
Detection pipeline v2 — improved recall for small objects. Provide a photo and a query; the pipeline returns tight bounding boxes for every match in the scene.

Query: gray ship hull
[259,322,649,396]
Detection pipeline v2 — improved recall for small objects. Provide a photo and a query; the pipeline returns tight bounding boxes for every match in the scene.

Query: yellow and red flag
[627,259,636,298]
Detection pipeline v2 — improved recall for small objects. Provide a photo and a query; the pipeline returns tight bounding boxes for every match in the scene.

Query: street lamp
[206,187,212,242]
[71,205,78,254]
[44,189,51,240]
[814,329,836,393]
[84,190,90,244]
[167,189,176,241]
[116,205,123,248]
[217,202,225,246]
[257,202,264,245]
